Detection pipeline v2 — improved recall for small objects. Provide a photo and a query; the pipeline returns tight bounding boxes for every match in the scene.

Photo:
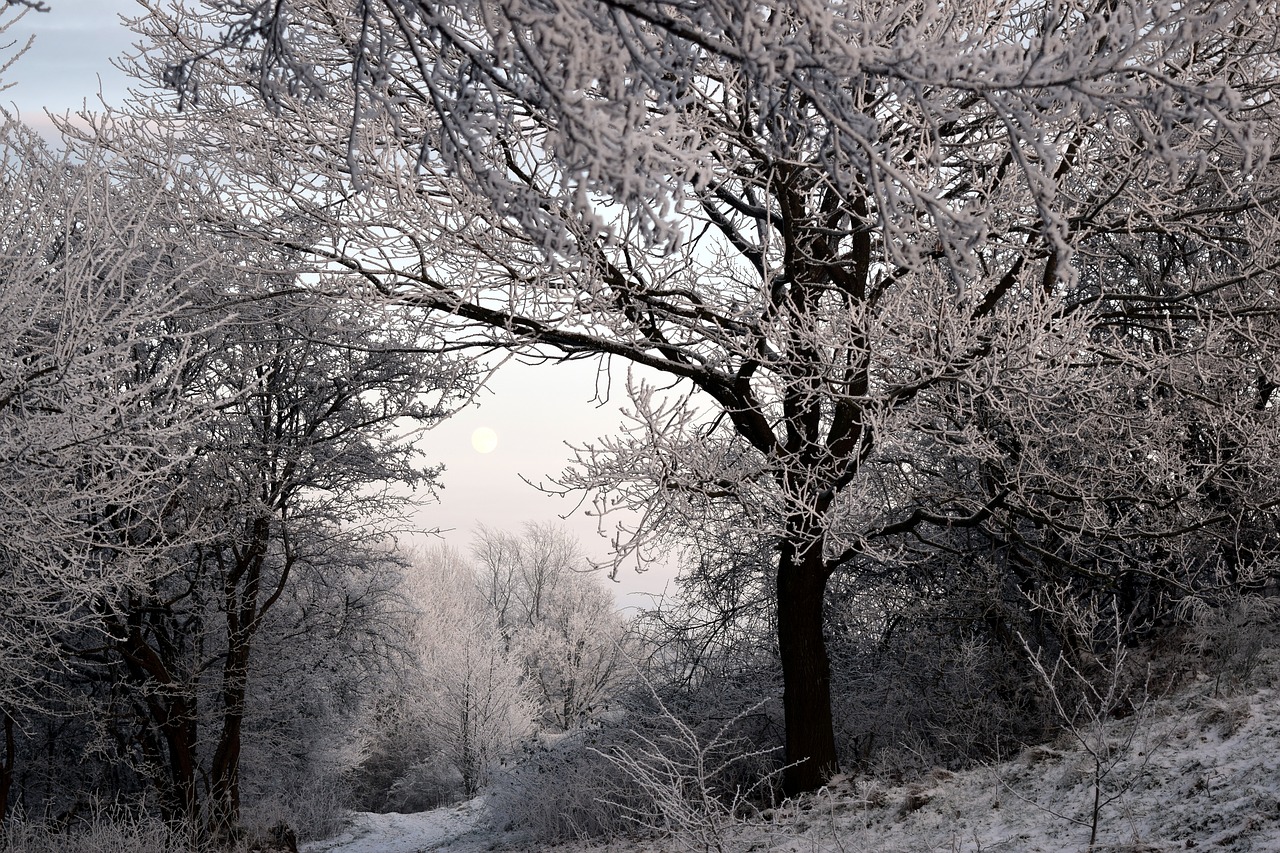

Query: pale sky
[2,1,135,130]
[1,0,677,606]
[422,357,677,606]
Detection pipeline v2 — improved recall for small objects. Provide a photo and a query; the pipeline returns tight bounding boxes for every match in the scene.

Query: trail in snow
[302,798,488,853]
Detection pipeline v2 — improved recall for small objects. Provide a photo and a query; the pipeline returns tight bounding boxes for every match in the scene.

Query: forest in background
[4,0,1280,848]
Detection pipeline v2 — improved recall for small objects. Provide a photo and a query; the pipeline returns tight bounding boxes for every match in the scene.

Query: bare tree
[123,0,1280,794]
[406,545,535,797]
[0,118,225,819]
[80,284,470,835]
[471,522,582,633]
[472,524,635,729]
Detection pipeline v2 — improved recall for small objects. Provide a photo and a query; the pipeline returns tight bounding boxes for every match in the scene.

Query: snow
[302,799,489,853]
[309,652,1280,853]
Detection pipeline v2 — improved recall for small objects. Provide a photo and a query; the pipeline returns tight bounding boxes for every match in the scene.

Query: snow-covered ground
[308,651,1280,853]
[302,799,491,853]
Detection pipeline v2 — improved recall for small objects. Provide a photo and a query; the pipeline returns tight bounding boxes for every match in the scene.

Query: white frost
[304,798,488,853]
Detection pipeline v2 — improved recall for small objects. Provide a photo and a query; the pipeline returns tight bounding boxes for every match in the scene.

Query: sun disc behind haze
[471,427,498,454]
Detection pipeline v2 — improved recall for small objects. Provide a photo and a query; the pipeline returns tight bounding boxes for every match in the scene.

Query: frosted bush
[1,804,189,853]
[488,682,782,846]
[487,726,640,843]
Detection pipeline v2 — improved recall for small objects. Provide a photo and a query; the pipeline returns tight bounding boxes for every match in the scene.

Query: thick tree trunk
[209,646,249,836]
[162,700,201,825]
[210,517,272,836]
[776,539,839,796]
[115,624,201,825]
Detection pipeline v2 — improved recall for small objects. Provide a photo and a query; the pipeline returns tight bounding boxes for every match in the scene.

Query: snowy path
[302,799,487,853]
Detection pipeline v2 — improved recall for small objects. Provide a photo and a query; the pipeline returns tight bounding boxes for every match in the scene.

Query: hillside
[307,647,1280,853]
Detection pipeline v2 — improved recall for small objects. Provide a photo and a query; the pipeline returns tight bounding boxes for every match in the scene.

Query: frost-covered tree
[472,522,581,639]
[77,286,469,833]
[0,90,471,826]
[406,545,534,798]
[125,0,1280,793]
[472,524,634,729]
[0,118,225,819]
[358,532,630,805]
[514,573,633,730]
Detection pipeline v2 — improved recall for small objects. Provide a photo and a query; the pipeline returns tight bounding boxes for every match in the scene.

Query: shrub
[487,677,782,847]
[0,801,190,853]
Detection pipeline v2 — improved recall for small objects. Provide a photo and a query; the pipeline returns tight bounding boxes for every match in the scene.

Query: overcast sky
[3,1,134,127]
[2,0,676,605]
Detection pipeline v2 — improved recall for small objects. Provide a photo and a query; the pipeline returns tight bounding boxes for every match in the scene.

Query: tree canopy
[111,0,1280,793]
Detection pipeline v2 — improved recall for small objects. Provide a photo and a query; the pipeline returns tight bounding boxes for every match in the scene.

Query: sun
[470,426,498,454]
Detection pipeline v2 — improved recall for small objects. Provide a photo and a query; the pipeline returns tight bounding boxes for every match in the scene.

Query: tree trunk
[776,539,839,796]
[0,709,14,823]
[210,517,272,836]
[209,645,249,837]
[114,623,201,826]
[163,700,201,826]
[460,683,475,797]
